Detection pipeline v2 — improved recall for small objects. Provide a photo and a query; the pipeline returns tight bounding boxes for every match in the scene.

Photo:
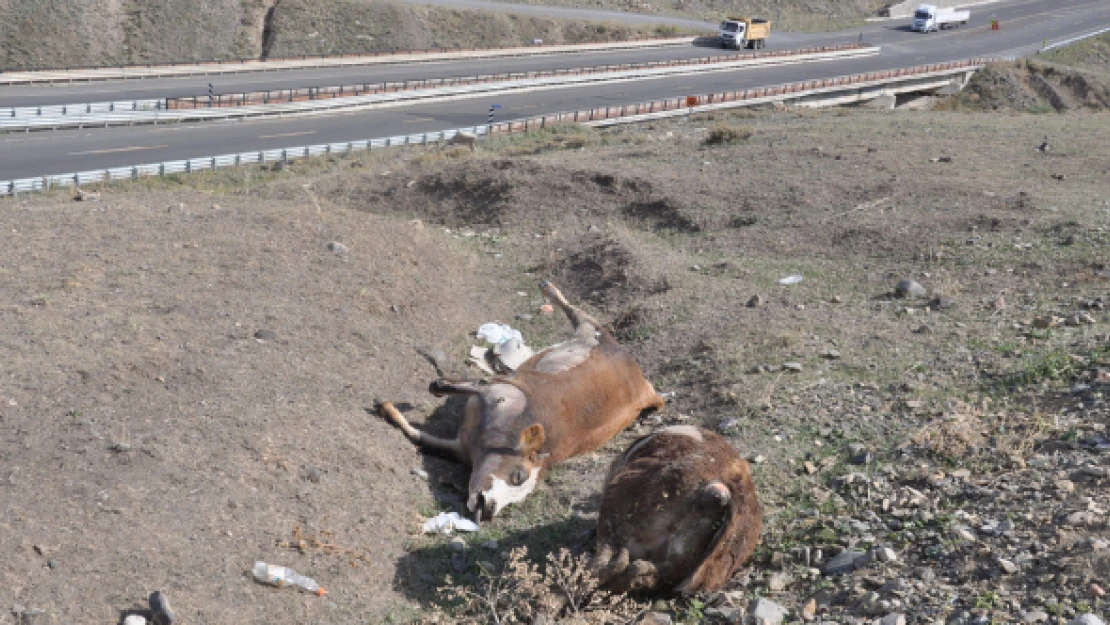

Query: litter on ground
[422,512,480,534]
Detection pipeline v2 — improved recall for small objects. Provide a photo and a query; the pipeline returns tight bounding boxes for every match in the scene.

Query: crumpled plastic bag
[422,511,479,535]
[476,322,523,346]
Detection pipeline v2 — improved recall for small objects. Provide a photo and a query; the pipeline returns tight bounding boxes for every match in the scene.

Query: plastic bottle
[252,561,326,596]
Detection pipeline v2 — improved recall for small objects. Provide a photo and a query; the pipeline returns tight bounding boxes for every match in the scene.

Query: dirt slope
[4,103,1110,623]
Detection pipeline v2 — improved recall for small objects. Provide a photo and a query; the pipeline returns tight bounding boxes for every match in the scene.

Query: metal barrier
[166,43,869,109]
[0,58,993,197]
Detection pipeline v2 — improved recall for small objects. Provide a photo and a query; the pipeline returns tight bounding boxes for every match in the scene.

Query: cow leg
[378,401,463,461]
[539,280,603,337]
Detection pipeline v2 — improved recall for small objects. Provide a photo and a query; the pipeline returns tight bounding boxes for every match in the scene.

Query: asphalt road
[0,0,1107,181]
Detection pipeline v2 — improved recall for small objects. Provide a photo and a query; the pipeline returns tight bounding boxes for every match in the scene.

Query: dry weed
[439,547,647,624]
[703,124,754,146]
[909,401,986,460]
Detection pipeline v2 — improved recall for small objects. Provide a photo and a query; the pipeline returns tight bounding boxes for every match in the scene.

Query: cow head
[467,423,548,521]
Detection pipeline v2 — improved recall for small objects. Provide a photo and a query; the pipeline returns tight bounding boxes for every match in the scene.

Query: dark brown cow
[593,426,761,594]
[379,281,664,521]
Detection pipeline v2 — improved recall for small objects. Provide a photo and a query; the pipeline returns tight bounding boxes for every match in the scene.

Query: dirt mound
[959,60,1110,112]
[542,230,672,310]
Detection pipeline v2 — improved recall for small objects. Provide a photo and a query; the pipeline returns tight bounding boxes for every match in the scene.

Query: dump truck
[719,17,771,50]
[911,4,970,32]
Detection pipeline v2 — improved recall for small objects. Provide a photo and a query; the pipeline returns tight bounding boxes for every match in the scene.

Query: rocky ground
[4,48,1110,624]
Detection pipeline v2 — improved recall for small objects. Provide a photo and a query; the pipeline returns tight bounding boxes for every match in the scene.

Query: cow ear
[518,423,546,453]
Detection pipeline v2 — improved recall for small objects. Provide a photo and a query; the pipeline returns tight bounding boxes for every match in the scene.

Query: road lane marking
[403,117,436,123]
[68,144,169,156]
[258,130,317,139]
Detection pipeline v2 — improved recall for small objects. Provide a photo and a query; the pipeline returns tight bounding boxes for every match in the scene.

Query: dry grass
[436,547,647,624]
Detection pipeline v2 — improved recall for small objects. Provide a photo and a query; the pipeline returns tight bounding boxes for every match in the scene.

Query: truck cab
[912,4,939,32]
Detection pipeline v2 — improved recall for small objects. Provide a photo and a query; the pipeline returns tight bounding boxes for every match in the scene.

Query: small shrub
[438,547,647,624]
[703,124,753,146]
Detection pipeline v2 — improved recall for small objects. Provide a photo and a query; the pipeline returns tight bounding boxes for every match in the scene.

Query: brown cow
[379,281,664,521]
[593,425,761,594]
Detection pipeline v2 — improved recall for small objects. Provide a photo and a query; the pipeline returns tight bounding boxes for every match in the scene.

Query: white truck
[911,4,969,32]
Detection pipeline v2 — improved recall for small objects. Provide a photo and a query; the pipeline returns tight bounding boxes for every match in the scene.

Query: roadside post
[487,103,501,135]
[686,95,698,122]
[208,83,214,107]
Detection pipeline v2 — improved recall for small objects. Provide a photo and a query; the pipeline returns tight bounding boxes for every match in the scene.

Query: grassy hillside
[944,33,1110,113]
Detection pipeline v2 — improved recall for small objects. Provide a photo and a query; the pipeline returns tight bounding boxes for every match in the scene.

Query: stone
[894,280,927,299]
[882,614,907,625]
[875,547,899,563]
[858,591,884,615]
[929,295,955,309]
[997,558,1018,574]
[953,527,976,542]
[411,468,429,480]
[783,362,803,373]
[253,329,278,341]
[1069,615,1105,625]
[326,241,349,255]
[639,612,674,625]
[747,295,764,307]
[768,571,792,592]
[749,598,787,625]
[802,599,818,621]
[823,349,842,360]
[824,548,867,574]
[149,590,176,625]
[704,607,741,623]
[1021,610,1049,623]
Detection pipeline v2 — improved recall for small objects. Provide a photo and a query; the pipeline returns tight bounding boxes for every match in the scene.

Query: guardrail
[165,44,868,109]
[0,45,878,131]
[0,36,711,85]
[0,58,991,198]
[3,99,164,119]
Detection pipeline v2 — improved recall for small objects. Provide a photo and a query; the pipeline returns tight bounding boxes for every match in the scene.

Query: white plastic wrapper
[422,511,480,534]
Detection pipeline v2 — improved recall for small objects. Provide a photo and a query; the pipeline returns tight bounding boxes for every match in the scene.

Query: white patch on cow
[660,425,704,441]
[481,468,541,516]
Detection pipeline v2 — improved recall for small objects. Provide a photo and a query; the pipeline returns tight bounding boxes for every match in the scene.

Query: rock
[875,547,899,563]
[783,362,803,373]
[253,329,278,341]
[749,598,787,625]
[894,280,927,299]
[705,607,742,623]
[882,614,907,625]
[1070,615,1105,625]
[149,590,176,625]
[929,295,955,310]
[326,241,349,255]
[953,527,977,542]
[747,295,764,307]
[411,468,429,480]
[858,591,884,615]
[1056,479,1076,493]
[1032,315,1059,329]
[801,598,818,621]
[305,466,323,483]
[824,548,867,574]
[822,349,842,360]
[1021,610,1049,623]
[639,612,674,625]
[997,558,1018,574]
[768,571,792,592]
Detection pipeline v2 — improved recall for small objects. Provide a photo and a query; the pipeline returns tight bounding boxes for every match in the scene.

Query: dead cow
[593,426,761,594]
[379,281,664,521]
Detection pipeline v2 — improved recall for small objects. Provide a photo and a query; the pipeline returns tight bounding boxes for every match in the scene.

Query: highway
[0,0,1106,182]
